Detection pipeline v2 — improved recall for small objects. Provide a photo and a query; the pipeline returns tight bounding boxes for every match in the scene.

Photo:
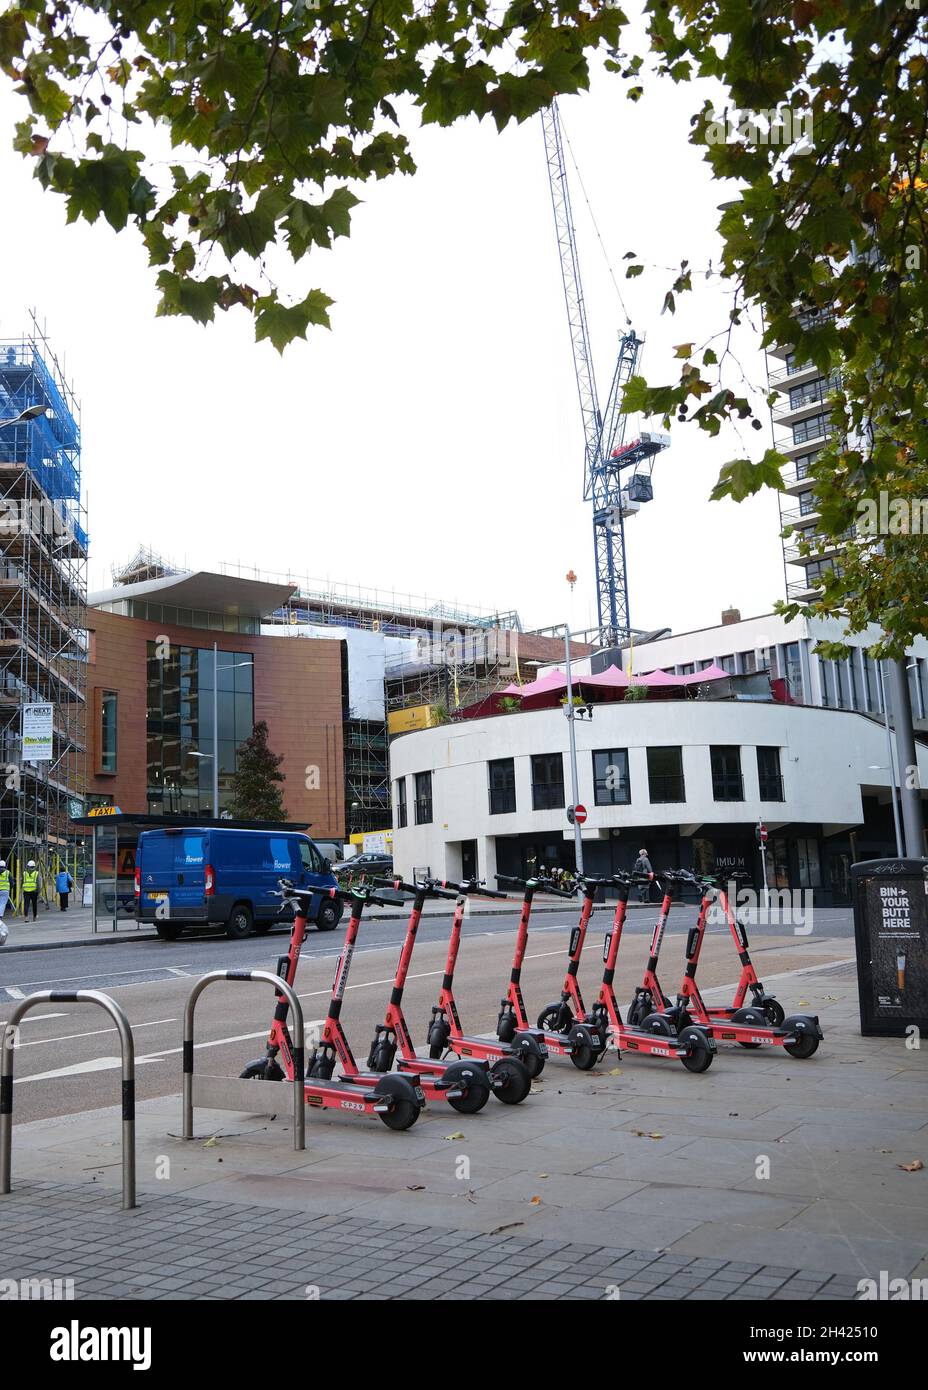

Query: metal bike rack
[183,970,305,1151]
[1,989,136,1211]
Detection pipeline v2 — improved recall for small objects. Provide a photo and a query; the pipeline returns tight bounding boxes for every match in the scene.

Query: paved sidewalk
[2,960,924,1300]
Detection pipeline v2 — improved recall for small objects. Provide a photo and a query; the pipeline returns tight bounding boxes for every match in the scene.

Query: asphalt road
[1,906,855,1127]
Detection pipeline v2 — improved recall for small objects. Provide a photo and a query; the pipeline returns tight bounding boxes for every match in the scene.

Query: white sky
[0,48,786,638]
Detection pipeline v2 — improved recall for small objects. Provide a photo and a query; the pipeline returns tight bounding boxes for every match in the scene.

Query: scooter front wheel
[763,999,785,1027]
[489,1057,531,1105]
[239,1058,284,1081]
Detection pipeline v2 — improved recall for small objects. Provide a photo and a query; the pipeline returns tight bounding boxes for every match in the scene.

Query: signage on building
[21,703,53,761]
[852,858,928,1037]
[387,705,434,736]
[88,804,122,818]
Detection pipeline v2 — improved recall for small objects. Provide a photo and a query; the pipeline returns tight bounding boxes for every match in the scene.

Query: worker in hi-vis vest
[22,860,40,920]
[0,860,10,943]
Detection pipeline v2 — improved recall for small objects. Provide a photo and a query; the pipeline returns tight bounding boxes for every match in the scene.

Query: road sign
[756,822,768,846]
[574,804,587,825]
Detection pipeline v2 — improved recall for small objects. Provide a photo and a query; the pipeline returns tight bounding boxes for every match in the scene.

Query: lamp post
[563,624,584,875]
[877,662,905,858]
[0,404,48,429]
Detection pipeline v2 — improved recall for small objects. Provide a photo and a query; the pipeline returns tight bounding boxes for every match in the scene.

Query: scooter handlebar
[433,877,507,899]
[494,873,576,898]
[333,886,406,909]
[373,875,458,900]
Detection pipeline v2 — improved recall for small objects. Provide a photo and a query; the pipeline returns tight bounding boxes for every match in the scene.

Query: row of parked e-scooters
[239,868,824,1131]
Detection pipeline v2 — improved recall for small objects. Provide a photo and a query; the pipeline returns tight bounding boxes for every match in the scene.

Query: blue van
[135,827,342,940]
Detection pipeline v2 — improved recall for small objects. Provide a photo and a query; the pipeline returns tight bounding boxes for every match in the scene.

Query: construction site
[0,325,87,903]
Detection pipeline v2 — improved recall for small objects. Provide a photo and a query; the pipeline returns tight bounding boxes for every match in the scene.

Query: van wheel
[226,904,254,939]
[316,898,342,932]
[155,924,181,941]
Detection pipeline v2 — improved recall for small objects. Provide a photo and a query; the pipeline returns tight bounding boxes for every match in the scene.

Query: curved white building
[390,699,928,905]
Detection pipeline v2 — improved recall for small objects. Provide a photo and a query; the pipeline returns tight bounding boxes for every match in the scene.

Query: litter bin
[851,857,928,1036]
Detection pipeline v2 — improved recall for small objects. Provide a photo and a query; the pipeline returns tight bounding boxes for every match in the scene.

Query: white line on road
[15,1056,162,1083]
[10,1018,177,1049]
[5,986,25,999]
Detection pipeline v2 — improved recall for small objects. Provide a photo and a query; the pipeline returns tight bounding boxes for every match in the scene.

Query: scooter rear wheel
[680,1032,714,1073]
[240,1058,284,1081]
[442,1062,491,1113]
[379,1099,420,1130]
[784,1031,819,1060]
[490,1057,532,1105]
[569,1043,598,1071]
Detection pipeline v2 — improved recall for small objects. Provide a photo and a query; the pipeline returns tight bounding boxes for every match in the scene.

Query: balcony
[767,358,824,389]
[783,528,854,565]
[771,381,838,426]
[780,500,820,527]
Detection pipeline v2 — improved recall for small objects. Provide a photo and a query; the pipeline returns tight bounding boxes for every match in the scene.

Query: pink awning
[578,663,630,689]
[629,668,683,687]
[676,663,730,685]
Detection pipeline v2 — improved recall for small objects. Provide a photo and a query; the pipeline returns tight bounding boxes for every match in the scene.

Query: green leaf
[254,290,334,353]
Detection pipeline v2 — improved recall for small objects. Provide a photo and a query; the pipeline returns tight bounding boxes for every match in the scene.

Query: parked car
[334,851,394,880]
[313,840,345,866]
[135,827,342,940]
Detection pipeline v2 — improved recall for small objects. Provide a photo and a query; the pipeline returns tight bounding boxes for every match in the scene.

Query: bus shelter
[69,812,312,933]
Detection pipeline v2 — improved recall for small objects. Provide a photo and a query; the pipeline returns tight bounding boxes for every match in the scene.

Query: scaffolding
[0,327,88,902]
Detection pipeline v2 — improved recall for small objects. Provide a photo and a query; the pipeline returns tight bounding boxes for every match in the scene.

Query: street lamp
[0,404,49,428]
[562,623,586,875]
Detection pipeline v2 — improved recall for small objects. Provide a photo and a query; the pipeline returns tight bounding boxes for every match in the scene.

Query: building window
[741,651,757,674]
[146,640,254,816]
[99,690,117,774]
[792,412,829,445]
[531,753,565,810]
[488,758,516,815]
[862,652,879,712]
[782,642,803,701]
[593,748,630,806]
[710,745,744,801]
[414,771,432,825]
[395,778,407,829]
[757,746,784,801]
[647,747,685,803]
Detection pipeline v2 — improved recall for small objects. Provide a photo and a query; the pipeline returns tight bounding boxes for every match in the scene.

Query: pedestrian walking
[22,859,40,919]
[633,847,653,903]
[56,866,74,911]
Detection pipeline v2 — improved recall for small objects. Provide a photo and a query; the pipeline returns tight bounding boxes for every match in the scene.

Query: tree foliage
[1,1,627,347]
[620,1,928,657]
[5,2,928,649]
[228,719,287,821]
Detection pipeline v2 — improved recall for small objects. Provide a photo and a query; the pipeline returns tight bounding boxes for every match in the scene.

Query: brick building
[86,565,345,839]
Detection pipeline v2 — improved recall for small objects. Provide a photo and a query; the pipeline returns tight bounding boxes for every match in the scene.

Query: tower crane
[542,100,669,647]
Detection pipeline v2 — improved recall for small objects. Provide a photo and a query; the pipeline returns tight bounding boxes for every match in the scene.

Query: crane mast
[542,100,668,647]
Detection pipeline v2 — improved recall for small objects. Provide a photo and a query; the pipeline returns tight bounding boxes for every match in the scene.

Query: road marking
[5,986,25,999]
[11,1018,176,1049]
[15,1056,162,1084]
[0,1012,69,1025]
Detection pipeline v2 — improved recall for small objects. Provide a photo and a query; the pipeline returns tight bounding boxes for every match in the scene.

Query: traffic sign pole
[757,821,769,911]
[564,625,584,876]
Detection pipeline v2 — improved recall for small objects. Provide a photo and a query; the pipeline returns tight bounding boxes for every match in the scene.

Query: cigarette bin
[851,857,928,1036]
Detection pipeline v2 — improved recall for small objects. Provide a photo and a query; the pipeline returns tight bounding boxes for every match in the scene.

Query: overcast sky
[0,46,785,639]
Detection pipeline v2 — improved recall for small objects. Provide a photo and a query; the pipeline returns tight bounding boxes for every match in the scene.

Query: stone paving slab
[0,1181,867,1301]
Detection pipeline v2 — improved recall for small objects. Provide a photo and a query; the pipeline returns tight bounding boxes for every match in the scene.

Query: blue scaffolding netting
[0,339,88,551]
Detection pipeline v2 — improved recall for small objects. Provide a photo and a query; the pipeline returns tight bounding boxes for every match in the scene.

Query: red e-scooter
[240,880,426,1130]
[365,876,531,1107]
[628,870,823,1058]
[582,871,717,1071]
[425,878,549,1077]
[494,873,606,1070]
